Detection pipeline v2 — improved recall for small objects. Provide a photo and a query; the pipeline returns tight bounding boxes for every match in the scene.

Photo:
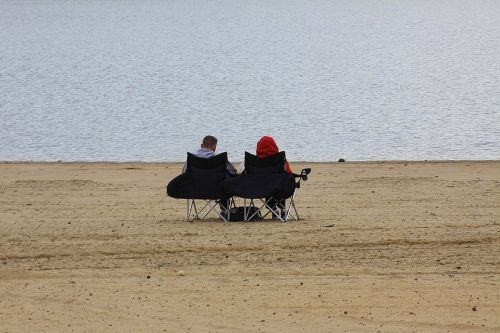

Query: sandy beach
[0,161,498,332]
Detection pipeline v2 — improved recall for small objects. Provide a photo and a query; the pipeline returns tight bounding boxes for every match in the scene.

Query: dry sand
[0,161,499,332]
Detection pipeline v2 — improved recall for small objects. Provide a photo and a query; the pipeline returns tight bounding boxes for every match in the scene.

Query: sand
[0,161,499,332]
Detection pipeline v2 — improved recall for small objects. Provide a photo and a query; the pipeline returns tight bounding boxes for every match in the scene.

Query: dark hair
[202,135,218,146]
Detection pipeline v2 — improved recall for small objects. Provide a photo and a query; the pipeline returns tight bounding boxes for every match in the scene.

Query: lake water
[1,0,499,162]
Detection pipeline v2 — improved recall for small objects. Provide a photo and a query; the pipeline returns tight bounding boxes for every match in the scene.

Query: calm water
[1,0,499,162]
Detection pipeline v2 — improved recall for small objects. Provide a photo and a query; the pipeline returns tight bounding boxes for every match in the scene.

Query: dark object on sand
[338,158,346,162]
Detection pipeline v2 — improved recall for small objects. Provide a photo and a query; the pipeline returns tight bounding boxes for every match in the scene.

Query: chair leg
[244,198,255,221]
[240,196,299,222]
[245,198,284,221]
[216,198,233,222]
[285,191,300,221]
[187,199,198,222]
[265,199,286,222]
[226,197,236,221]
[244,198,270,221]
[187,199,228,221]
[286,197,299,221]
[199,200,218,219]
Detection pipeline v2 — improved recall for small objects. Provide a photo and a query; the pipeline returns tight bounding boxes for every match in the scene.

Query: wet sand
[0,161,499,332]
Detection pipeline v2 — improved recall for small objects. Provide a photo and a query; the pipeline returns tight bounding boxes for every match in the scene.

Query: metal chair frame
[186,198,235,222]
[242,192,298,222]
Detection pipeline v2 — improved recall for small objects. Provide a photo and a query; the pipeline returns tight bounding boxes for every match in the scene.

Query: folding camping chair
[222,151,311,222]
[166,152,234,222]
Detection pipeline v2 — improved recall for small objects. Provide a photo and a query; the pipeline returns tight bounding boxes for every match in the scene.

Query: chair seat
[222,173,296,199]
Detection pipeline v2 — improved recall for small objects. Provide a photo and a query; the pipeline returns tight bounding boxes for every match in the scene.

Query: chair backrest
[244,151,286,174]
[186,152,228,174]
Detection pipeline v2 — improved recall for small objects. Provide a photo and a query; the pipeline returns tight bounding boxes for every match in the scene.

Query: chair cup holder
[300,168,311,181]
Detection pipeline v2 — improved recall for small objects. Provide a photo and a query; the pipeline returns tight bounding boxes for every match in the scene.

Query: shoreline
[2,159,500,164]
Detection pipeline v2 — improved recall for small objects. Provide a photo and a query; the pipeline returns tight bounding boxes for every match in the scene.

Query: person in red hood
[255,136,292,220]
[256,136,292,173]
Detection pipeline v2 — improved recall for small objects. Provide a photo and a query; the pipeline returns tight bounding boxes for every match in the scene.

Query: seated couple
[183,135,292,219]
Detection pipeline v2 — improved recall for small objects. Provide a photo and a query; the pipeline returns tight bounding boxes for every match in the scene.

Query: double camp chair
[167,151,311,222]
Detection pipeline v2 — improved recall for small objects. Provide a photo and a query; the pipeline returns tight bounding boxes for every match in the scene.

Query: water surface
[1,0,499,161]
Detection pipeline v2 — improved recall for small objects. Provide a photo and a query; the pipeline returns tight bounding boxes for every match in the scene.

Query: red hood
[256,136,279,158]
[256,136,292,173]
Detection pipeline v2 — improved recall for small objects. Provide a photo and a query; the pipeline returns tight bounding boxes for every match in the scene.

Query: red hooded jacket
[256,136,292,173]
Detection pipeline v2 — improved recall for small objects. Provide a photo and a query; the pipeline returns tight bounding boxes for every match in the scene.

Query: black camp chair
[222,151,311,221]
[167,152,234,222]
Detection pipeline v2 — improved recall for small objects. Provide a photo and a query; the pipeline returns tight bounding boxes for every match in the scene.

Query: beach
[0,161,499,332]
